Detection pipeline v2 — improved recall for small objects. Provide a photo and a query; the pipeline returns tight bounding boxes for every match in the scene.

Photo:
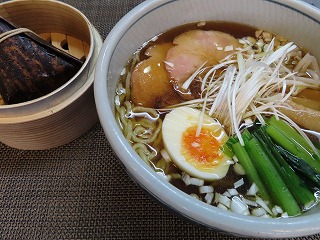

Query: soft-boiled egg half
[162,106,232,181]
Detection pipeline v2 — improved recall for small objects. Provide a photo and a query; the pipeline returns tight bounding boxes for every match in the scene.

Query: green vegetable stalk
[253,127,316,209]
[231,141,271,203]
[266,117,320,174]
[245,136,302,216]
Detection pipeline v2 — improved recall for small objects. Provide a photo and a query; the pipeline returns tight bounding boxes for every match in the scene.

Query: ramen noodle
[115,22,320,218]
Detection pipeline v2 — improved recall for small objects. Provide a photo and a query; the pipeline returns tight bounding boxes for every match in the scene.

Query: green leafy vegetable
[231,141,271,203]
[266,117,320,173]
[244,136,302,216]
[253,126,316,209]
[276,145,320,189]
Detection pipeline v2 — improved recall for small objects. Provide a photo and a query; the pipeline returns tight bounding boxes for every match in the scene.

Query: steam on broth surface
[115,21,320,218]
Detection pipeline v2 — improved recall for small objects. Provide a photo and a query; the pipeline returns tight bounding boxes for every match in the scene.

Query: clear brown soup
[132,21,258,200]
[139,21,257,59]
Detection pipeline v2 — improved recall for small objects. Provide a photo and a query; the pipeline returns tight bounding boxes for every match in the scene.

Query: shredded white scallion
[178,38,319,147]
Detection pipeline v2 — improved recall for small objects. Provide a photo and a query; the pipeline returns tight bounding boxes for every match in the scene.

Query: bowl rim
[94,0,320,238]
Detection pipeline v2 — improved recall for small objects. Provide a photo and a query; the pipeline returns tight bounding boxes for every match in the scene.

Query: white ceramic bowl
[94,0,320,238]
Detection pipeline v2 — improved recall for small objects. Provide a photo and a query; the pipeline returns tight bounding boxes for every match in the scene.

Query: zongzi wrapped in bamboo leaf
[0,17,83,104]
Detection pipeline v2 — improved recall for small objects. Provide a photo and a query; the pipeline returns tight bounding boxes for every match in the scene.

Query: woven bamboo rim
[0,0,102,150]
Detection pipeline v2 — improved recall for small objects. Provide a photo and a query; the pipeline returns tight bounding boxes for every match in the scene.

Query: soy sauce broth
[117,21,320,217]
[120,21,258,201]
[139,21,257,59]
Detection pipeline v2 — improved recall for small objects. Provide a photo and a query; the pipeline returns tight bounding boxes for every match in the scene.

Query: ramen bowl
[0,0,102,150]
[94,0,320,238]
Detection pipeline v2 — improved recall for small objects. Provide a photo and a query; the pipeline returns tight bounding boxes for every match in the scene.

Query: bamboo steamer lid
[0,0,103,150]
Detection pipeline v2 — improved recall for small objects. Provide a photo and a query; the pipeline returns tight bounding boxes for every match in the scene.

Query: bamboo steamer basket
[0,0,103,150]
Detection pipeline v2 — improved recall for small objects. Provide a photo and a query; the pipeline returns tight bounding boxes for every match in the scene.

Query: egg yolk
[181,125,223,171]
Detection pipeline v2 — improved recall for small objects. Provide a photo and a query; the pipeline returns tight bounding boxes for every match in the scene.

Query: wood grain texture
[0,0,99,150]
